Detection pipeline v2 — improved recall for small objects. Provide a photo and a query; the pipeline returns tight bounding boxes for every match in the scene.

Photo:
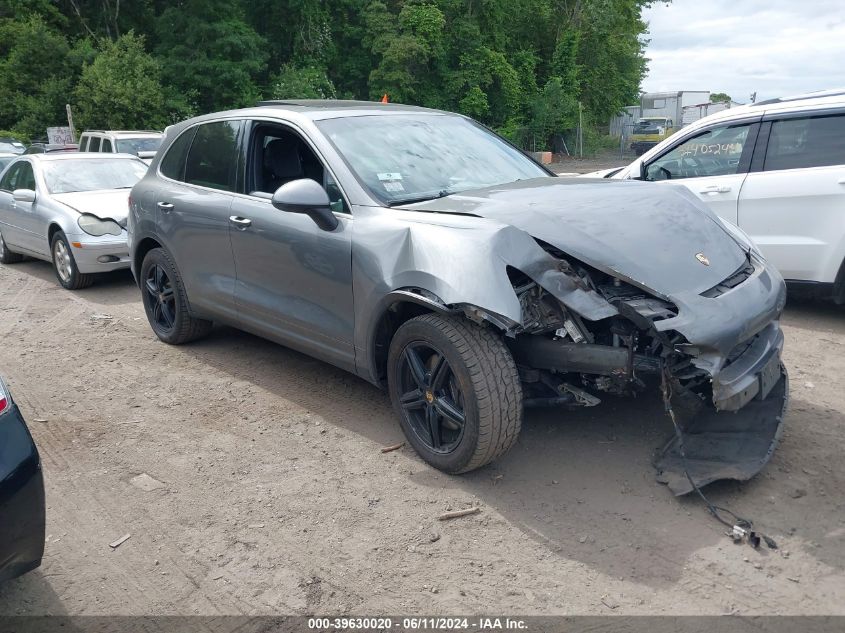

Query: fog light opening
[97,255,120,263]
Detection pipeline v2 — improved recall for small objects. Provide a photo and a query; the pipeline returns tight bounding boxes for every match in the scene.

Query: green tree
[155,0,267,114]
[73,32,171,130]
[0,15,88,138]
[269,65,337,99]
[710,92,731,103]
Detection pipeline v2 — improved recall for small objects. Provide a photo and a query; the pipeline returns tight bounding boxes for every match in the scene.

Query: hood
[53,189,130,223]
[400,178,747,297]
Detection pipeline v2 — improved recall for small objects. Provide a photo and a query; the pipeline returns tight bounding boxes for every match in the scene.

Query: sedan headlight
[77,214,123,237]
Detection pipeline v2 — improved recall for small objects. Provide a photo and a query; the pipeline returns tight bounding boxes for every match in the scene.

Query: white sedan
[0,153,148,289]
[583,89,845,302]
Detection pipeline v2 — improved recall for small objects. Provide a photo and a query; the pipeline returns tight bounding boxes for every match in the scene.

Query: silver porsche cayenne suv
[128,100,788,492]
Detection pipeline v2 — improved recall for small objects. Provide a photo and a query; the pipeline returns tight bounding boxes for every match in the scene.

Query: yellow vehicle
[630,117,676,155]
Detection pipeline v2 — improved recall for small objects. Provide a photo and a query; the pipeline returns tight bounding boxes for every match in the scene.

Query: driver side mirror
[12,188,36,203]
[271,179,339,231]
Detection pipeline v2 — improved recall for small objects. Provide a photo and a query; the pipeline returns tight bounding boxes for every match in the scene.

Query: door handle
[157,201,174,213]
[229,216,252,229]
[699,185,731,194]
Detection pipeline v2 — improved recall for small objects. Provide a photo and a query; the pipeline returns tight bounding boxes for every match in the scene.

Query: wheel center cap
[425,390,434,403]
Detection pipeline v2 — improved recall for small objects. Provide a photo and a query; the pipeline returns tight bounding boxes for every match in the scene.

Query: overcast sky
[641,0,845,103]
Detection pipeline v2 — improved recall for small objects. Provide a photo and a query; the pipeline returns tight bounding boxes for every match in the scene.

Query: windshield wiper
[386,188,455,207]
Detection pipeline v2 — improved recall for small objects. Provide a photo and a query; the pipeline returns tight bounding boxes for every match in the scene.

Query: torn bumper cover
[655,364,788,496]
[655,321,788,496]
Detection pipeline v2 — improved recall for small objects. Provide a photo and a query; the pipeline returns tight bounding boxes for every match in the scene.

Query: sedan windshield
[116,137,162,154]
[42,158,148,194]
[316,114,549,205]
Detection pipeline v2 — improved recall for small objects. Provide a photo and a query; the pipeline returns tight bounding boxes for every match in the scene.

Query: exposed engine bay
[485,243,789,496]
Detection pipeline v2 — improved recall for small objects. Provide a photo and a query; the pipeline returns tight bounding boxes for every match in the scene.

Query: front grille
[700,261,755,298]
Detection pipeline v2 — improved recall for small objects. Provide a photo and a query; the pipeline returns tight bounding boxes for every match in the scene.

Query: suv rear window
[184,121,242,191]
[764,114,845,171]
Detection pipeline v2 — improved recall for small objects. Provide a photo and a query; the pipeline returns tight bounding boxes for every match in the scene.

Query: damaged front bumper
[507,251,789,495]
[655,363,788,495]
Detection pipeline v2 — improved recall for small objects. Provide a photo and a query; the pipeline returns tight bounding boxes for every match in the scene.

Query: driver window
[645,124,751,181]
[248,123,348,214]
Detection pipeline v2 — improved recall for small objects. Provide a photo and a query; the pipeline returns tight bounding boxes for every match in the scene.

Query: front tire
[51,231,94,289]
[387,314,523,473]
[0,230,24,264]
[140,247,212,344]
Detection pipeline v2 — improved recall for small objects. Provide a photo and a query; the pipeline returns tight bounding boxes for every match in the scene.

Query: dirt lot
[0,258,844,616]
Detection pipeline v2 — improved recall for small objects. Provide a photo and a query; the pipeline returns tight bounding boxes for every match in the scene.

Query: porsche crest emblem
[695,252,710,266]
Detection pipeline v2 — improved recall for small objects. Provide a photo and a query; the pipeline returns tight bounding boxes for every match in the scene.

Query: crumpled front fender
[352,207,617,381]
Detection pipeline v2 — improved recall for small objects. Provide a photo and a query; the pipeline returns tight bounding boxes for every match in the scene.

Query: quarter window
[763,114,845,171]
[79,137,89,151]
[645,123,752,181]
[88,137,101,152]
[184,121,242,191]
[159,127,198,182]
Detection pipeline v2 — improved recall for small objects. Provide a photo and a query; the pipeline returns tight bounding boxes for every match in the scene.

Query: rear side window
[88,137,101,152]
[159,127,198,182]
[184,120,242,191]
[79,137,89,151]
[764,114,845,171]
[102,138,113,152]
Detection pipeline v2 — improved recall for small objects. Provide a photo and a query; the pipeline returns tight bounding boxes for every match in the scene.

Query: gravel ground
[0,259,843,616]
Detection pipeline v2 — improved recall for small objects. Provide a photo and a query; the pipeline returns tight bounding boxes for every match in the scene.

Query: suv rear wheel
[387,314,523,473]
[140,248,212,344]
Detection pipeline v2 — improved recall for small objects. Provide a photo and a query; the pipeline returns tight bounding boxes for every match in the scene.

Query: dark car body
[0,377,45,582]
[128,101,788,488]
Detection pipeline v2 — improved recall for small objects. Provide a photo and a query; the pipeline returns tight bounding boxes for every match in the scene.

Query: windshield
[116,137,163,155]
[316,114,549,204]
[635,119,666,130]
[43,158,148,194]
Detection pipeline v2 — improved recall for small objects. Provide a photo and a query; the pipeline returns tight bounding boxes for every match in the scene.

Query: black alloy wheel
[396,341,467,454]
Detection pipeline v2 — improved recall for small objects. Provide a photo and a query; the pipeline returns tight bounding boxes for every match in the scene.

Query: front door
[643,120,760,226]
[229,121,355,372]
[0,160,44,255]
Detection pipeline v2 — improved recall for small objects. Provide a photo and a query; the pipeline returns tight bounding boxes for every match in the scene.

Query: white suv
[590,89,845,302]
[78,130,163,164]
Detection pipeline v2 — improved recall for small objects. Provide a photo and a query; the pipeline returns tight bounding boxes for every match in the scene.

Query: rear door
[737,111,845,283]
[642,119,761,226]
[153,120,243,322]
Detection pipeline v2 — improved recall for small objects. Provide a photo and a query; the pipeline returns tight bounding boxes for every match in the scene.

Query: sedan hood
[53,189,130,223]
[402,178,747,297]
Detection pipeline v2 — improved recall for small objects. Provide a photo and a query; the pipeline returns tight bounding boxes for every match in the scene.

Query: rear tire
[51,231,94,289]
[0,230,24,264]
[140,247,212,344]
[387,314,522,473]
